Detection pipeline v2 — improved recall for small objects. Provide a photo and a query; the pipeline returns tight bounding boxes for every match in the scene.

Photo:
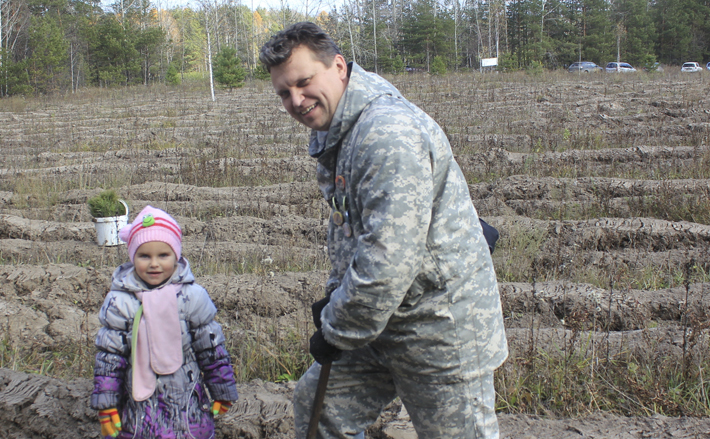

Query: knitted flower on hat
[118,206,182,263]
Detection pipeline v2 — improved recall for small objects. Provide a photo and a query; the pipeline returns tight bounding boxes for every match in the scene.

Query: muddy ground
[1,70,710,438]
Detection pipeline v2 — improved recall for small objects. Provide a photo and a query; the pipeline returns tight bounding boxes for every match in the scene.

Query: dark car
[568,61,603,73]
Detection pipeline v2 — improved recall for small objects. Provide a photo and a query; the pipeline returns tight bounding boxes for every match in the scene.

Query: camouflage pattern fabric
[295,62,508,438]
[294,350,499,439]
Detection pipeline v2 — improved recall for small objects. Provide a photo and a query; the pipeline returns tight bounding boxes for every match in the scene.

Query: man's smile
[301,103,317,115]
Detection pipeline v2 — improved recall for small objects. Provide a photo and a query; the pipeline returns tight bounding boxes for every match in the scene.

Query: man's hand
[98,408,122,438]
[212,400,232,417]
[311,296,330,329]
[309,328,342,364]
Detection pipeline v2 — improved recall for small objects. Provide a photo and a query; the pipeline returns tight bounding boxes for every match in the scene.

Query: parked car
[605,62,637,73]
[568,61,603,73]
[681,62,702,72]
[707,61,710,71]
[643,62,663,72]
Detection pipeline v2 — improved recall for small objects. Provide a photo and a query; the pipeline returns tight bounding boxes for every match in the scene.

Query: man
[260,22,508,439]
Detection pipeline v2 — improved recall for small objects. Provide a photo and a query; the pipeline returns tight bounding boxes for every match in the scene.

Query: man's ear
[334,54,348,81]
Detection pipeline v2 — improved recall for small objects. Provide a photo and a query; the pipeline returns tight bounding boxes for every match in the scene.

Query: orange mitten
[211,400,232,417]
[98,408,122,438]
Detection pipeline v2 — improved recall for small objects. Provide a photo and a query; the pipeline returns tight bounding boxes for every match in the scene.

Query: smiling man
[270,44,348,131]
[260,22,508,439]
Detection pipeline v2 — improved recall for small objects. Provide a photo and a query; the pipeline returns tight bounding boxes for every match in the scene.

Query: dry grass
[496,279,710,417]
[2,72,710,419]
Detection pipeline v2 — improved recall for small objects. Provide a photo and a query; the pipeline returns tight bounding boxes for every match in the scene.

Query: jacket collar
[308,62,401,158]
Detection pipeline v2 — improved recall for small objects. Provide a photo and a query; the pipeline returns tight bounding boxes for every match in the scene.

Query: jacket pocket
[400,252,445,310]
[186,381,216,439]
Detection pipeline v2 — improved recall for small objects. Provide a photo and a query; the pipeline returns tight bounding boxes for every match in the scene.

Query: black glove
[309,328,342,365]
[311,296,330,329]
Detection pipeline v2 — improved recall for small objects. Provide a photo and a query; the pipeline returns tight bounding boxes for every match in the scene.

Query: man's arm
[321,106,434,350]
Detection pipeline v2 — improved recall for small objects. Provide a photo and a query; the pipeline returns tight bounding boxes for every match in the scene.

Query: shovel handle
[306,361,332,439]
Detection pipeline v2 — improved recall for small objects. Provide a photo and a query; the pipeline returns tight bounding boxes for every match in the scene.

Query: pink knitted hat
[118,206,182,263]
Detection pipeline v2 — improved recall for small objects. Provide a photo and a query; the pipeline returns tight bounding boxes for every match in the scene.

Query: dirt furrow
[1,74,710,438]
[0,369,295,439]
[504,326,708,362]
[501,281,710,330]
[457,145,710,179]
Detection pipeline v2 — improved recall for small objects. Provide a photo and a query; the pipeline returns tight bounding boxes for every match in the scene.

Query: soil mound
[2,74,710,437]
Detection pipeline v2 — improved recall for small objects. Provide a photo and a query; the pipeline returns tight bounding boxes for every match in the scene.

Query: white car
[568,61,603,73]
[605,62,636,73]
[681,62,702,72]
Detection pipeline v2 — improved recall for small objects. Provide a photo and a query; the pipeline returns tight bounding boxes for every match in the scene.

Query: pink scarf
[132,283,183,401]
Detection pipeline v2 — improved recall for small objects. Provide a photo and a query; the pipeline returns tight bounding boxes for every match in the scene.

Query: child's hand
[212,400,232,417]
[98,408,122,437]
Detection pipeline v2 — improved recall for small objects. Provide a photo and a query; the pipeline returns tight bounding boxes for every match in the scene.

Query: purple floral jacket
[91,258,238,439]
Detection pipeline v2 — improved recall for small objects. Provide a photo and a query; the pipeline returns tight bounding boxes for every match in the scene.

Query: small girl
[91,205,238,439]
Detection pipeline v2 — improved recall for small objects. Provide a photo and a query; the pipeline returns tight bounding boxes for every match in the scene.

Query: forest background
[0,0,709,96]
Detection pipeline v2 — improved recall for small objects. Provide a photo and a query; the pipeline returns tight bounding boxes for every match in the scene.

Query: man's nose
[290,90,305,108]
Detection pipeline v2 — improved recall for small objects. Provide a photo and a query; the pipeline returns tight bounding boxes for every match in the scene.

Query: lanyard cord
[131,304,143,379]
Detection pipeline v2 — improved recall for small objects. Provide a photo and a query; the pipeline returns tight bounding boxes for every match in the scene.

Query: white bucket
[93,200,129,246]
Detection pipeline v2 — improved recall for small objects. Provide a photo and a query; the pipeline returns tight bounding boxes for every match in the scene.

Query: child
[91,206,238,439]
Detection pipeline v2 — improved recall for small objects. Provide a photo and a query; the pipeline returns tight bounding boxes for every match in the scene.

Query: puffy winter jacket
[314,62,508,383]
[91,258,238,439]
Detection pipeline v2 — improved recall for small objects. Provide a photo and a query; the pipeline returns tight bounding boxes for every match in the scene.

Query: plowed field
[1,70,710,438]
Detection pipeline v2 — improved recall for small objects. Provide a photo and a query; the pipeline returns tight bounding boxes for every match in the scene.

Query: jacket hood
[309,62,402,158]
[110,257,194,293]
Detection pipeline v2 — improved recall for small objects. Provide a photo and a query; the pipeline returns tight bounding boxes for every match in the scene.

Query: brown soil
[1,72,710,438]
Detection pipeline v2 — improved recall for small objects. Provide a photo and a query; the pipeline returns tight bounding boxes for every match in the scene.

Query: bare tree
[1,0,3,71]
[371,0,376,73]
[200,0,216,101]
[112,0,139,28]
[0,0,30,95]
[453,0,460,70]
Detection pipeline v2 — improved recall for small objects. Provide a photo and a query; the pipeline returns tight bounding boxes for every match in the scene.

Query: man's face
[270,45,348,131]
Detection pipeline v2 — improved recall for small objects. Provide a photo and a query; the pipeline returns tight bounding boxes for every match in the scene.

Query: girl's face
[134,241,177,287]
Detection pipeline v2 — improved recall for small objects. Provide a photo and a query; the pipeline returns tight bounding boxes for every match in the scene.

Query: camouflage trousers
[293,348,499,439]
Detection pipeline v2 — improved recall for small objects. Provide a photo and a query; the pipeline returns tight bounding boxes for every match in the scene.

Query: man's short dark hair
[259,22,342,72]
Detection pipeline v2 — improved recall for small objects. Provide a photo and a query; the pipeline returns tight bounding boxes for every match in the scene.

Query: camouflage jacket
[311,62,508,383]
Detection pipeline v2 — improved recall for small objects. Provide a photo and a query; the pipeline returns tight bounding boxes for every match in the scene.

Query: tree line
[1,0,709,96]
